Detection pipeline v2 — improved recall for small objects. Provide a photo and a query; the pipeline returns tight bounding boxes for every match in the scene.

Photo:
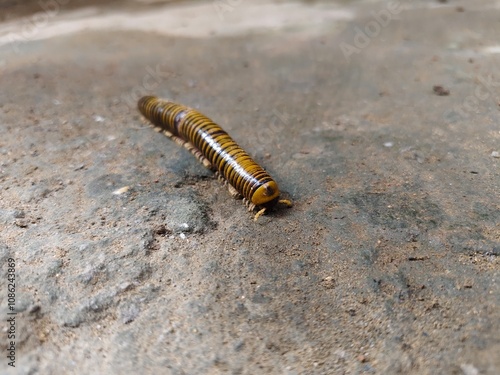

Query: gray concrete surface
[0,0,499,374]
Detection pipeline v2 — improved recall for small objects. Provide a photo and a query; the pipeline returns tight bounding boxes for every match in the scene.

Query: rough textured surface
[0,0,498,374]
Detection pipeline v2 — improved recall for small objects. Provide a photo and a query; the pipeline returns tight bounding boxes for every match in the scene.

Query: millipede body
[138,96,291,219]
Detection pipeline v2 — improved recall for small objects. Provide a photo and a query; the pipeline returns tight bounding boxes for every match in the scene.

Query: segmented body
[138,96,288,216]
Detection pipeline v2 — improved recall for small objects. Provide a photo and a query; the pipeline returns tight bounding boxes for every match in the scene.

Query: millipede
[138,96,292,220]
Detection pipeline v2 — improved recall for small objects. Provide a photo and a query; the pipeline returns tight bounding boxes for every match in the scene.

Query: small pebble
[491,151,499,158]
[433,85,450,96]
[383,142,394,148]
[322,276,335,289]
[15,219,28,228]
[460,363,479,375]
[113,186,130,195]
[154,225,168,235]
[13,210,26,218]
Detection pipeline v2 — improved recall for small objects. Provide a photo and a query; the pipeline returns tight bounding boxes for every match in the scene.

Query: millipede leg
[160,129,213,170]
[227,184,242,199]
[183,141,212,169]
[254,208,266,221]
[213,172,240,198]
[278,199,293,207]
[215,172,225,183]
[242,199,256,212]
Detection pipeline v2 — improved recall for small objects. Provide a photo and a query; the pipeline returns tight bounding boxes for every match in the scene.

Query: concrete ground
[0,0,498,374]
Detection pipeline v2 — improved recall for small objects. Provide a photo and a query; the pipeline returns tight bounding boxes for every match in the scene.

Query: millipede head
[251,180,280,207]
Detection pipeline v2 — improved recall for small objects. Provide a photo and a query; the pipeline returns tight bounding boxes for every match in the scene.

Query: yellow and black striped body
[138,96,283,212]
